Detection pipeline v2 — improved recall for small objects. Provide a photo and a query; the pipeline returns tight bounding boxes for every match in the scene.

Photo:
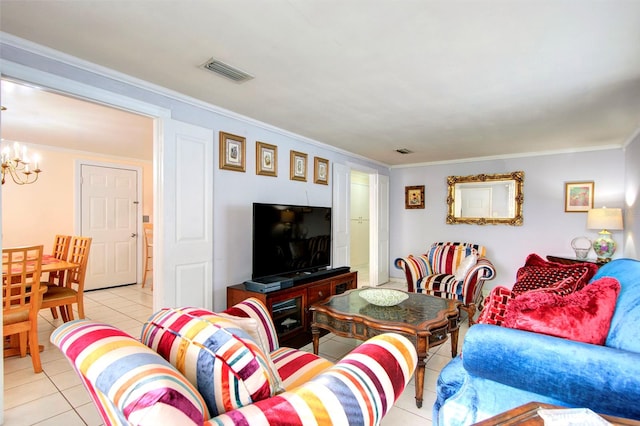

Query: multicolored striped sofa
[394,242,496,326]
[51,297,417,425]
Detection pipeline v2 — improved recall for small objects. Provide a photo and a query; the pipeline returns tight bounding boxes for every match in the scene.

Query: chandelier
[1,140,43,185]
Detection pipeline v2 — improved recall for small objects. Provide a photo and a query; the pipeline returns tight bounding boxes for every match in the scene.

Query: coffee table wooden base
[311,294,460,409]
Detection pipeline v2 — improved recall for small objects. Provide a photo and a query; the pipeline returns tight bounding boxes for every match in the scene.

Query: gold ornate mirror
[446,171,524,225]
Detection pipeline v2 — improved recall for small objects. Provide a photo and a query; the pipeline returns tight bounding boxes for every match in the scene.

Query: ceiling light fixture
[1,140,43,185]
[202,58,254,83]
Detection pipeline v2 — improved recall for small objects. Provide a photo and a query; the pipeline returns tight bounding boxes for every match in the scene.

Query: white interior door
[332,163,351,268]
[155,118,214,310]
[81,163,139,290]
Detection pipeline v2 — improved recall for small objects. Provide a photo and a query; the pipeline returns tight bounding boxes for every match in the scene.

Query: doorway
[350,171,370,286]
[333,163,389,288]
[1,77,154,289]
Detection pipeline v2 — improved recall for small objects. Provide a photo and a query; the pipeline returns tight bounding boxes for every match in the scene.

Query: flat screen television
[252,203,332,281]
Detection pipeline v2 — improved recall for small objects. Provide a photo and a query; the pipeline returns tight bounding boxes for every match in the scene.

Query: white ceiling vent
[202,58,254,83]
[395,148,413,154]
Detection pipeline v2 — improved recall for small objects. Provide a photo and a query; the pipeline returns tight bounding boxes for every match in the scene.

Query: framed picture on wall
[219,131,246,172]
[405,185,425,209]
[564,181,594,212]
[314,157,329,185]
[290,150,307,182]
[256,141,277,177]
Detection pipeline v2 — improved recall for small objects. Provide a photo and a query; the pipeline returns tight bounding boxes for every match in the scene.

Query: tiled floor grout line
[44,367,90,426]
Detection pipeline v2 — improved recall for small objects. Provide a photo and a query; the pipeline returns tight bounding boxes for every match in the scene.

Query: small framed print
[314,157,329,185]
[565,181,594,212]
[290,150,307,182]
[256,141,277,177]
[219,131,246,172]
[405,185,425,209]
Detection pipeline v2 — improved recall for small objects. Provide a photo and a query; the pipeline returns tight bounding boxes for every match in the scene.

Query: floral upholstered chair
[394,242,496,325]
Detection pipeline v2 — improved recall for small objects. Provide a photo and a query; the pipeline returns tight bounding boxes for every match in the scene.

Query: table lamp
[587,207,623,262]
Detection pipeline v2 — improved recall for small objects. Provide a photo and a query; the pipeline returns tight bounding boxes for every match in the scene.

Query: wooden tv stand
[227,270,358,348]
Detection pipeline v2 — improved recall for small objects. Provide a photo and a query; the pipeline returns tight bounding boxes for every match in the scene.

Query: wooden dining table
[2,253,79,276]
[40,254,79,284]
[3,251,80,358]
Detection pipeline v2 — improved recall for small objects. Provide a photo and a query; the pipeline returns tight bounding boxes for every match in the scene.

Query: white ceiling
[1,79,154,160]
[1,0,640,166]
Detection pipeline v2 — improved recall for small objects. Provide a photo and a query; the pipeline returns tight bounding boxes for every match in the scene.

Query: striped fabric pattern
[141,307,280,417]
[53,312,418,425]
[209,333,417,426]
[419,257,496,301]
[428,242,482,275]
[271,346,334,390]
[223,298,333,390]
[396,242,496,326]
[418,274,461,299]
[393,254,432,288]
[222,298,280,353]
[50,320,208,426]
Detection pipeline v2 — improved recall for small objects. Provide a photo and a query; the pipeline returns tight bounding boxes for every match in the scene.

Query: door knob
[131,233,137,238]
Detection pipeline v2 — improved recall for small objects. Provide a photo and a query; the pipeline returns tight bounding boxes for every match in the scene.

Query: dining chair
[40,236,92,322]
[3,245,46,373]
[47,234,72,286]
[142,223,153,289]
[45,234,72,319]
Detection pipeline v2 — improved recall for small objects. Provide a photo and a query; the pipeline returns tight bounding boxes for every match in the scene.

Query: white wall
[1,146,153,254]
[169,106,388,309]
[624,132,640,259]
[389,149,626,289]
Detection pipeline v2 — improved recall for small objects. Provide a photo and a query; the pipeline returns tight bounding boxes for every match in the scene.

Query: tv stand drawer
[308,282,332,305]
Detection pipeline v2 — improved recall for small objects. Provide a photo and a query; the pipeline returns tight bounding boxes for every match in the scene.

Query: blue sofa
[434,258,640,425]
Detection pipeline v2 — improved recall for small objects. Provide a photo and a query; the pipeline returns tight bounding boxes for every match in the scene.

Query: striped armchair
[394,242,496,325]
[51,298,417,426]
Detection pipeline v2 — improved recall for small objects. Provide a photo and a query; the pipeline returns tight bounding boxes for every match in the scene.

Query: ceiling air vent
[202,58,254,83]
[395,148,413,154]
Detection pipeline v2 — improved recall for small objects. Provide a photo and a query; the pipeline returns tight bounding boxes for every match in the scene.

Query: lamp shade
[587,208,623,231]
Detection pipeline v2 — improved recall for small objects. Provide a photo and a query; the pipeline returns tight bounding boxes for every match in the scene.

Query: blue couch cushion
[595,259,640,353]
[434,356,465,419]
[462,324,640,420]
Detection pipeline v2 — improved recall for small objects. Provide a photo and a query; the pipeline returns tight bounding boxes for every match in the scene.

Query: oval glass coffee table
[310,288,461,408]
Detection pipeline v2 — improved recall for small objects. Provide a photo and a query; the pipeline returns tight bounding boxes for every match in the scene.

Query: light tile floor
[3,281,469,425]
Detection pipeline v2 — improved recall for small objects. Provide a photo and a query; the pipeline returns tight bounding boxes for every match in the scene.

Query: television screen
[252,203,332,280]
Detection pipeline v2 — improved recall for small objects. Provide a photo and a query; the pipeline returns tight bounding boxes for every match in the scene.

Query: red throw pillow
[477,277,575,327]
[525,276,576,296]
[512,253,598,294]
[503,277,621,345]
